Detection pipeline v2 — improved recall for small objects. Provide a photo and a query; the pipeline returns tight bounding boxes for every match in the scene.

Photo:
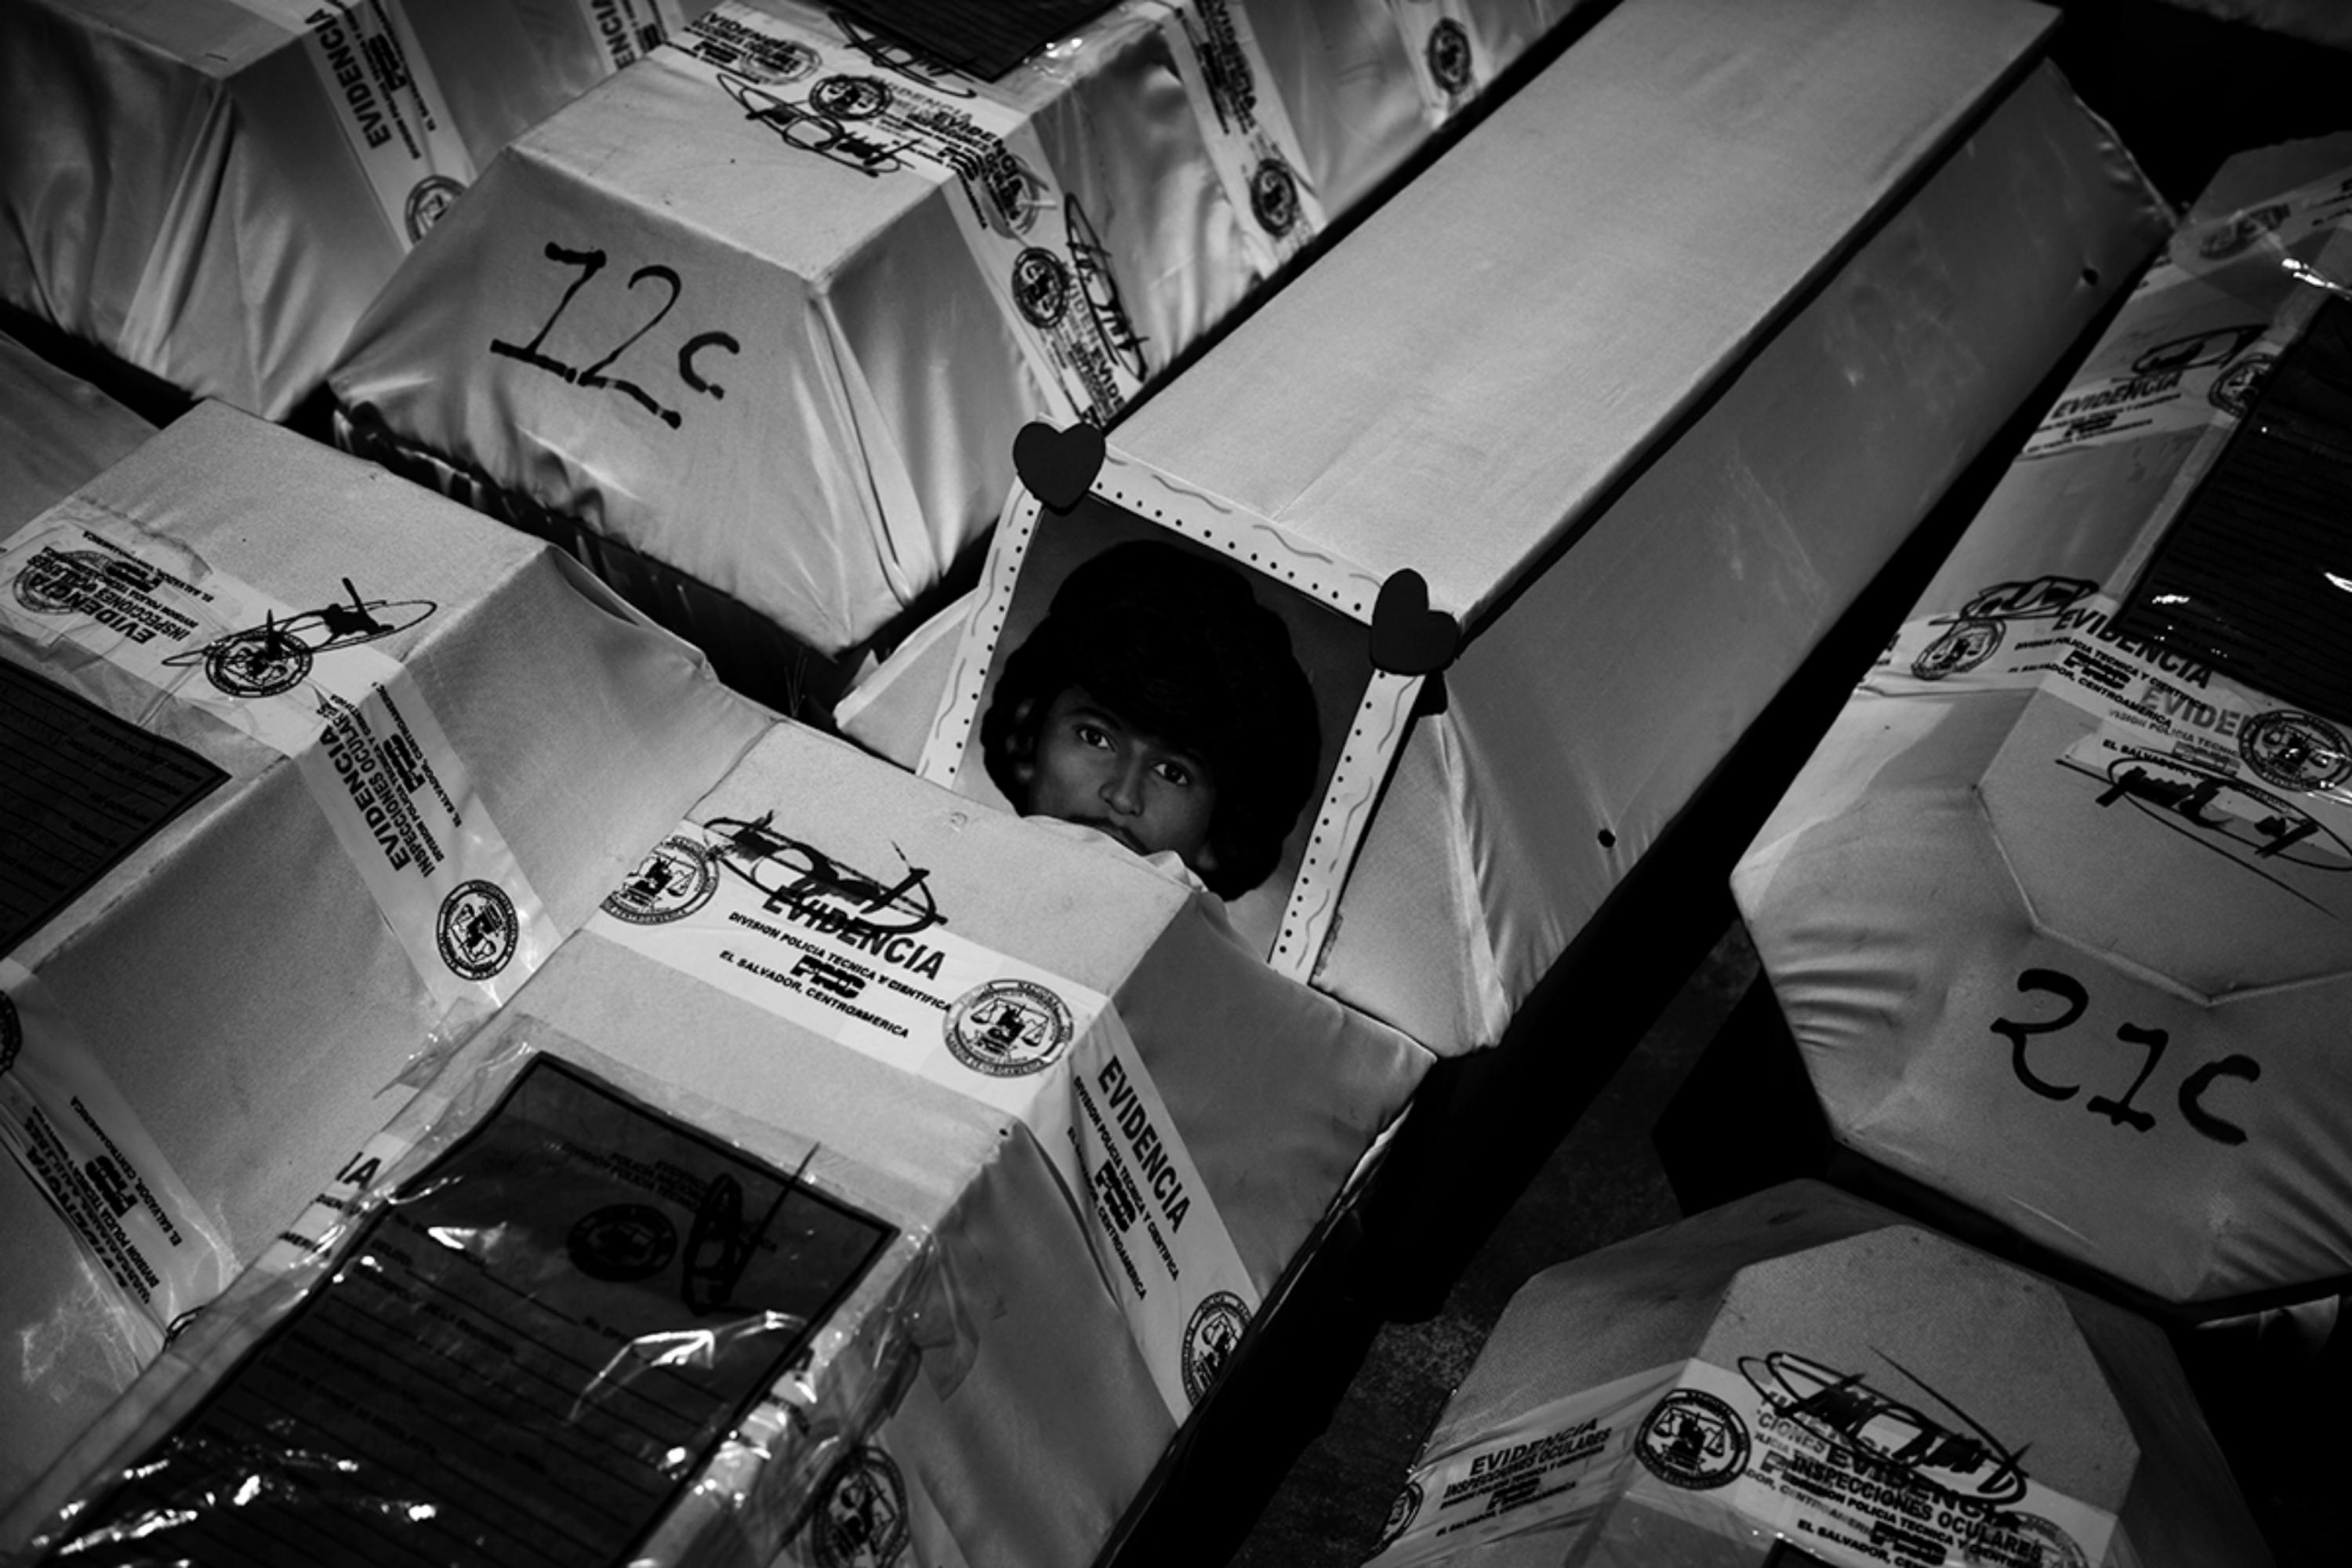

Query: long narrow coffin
[844,0,2173,1053]
[9,720,1430,1568]
[325,0,1598,683]
[0,403,770,1508]
[1362,1183,2268,1566]
[0,0,707,418]
[1734,136,2352,1315]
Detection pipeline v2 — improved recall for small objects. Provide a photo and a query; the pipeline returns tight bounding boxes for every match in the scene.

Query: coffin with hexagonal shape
[1363,1183,2267,1566]
[1734,136,2352,1316]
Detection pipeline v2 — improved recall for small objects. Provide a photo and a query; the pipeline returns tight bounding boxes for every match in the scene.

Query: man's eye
[1075,722,1112,750]
[1155,760,1193,788]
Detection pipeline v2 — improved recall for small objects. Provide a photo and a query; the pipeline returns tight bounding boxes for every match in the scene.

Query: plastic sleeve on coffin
[7,1014,942,1568]
[588,812,1263,1424]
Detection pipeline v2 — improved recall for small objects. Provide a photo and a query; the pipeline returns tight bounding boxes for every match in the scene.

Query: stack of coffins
[325,0,1599,696]
[0,0,712,419]
[0,328,151,532]
[838,0,2174,1049]
[1359,1182,2270,1566]
[6,719,1429,1568]
[0,401,771,1509]
[1732,134,2352,1319]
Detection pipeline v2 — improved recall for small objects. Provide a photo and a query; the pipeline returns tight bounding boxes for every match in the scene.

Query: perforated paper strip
[222,0,477,249]
[916,447,1421,982]
[1364,1358,2115,1568]
[0,506,553,1011]
[588,814,1259,1419]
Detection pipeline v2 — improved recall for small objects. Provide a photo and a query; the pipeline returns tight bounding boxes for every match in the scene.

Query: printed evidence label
[0,506,554,1008]
[591,814,1260,1417]
[224,0,476,247]
[53,1055,895,1568]
[1367,1355,2116,1568]
[0,961,235,1348]
[664,3,1151,426]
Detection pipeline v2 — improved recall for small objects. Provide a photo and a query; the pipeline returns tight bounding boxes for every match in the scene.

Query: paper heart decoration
[1013,420,1105,512]
[1370,569,1460,675]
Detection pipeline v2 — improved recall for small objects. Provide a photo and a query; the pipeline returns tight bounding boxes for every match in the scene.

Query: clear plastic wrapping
[9,1017,940,1568]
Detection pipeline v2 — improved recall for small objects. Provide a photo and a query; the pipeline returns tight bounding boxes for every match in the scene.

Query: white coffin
[325,0,1598,672]
[0,0,709,418]
[843,0,2174,1053]
[10,719,1429,1568]
[1363,1182,2268,1566]
[0,401,771,1509]
[1734,136,2352,1313]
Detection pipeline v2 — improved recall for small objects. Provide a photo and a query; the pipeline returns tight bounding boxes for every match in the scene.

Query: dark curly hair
[982,540,1321,898]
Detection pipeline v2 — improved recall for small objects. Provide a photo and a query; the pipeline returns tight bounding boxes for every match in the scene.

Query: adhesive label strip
[567,0,687,72]
[1363,1363,1675,1565]
[0,960,236,1347]
[1367,1356,2117,1568]
[1160,0,1326,271]
[663,3,1150,426]
[589,813,1260,1419]
[46,1054,897,1568]
[224,0,477,249]
[1870,584,2352,858]
[0,504,554,1010]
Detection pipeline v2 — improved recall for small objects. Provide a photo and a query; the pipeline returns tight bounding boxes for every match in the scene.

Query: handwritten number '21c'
[489,241,739,430]
[1991,967,2259,1146]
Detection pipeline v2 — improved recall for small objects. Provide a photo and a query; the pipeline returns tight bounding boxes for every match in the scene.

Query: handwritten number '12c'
[488,242,739,430]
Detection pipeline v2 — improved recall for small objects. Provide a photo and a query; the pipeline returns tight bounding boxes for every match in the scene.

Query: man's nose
[1101,757,1145,815]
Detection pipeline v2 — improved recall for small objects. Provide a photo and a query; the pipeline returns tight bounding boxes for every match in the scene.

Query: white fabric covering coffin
[845,0,2174,1053]
[0,331,153,535]
[0,403,771,1510]
[0,0,710,419]
[1734,136,2352,1312]
[1367,1182,2268,1566]
[325,0,1599,663]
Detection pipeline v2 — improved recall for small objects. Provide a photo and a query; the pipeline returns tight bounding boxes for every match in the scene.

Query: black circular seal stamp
[601,835,720,924]
[811,74,893,120]
[1373,1479,1423,1553]
[405,175,466,244]
[568,1203,678,1282]
[2209,350,2275,416]
[202,627,314,697]
[945,979,1073,1077]
[1426,20,1473,96]
[1911,618,2003,681]
[16,550,103,615]
[1250,156,1301,238]
[13,550,160,618]
[437,880,521,982]
[0,993,21,1076]
[1010,248,1071,328]
[1181,1290,1250,1405]
[2240,709,2352,793]
[1635,1388,1751,1490]
[808,1445,910,1568]
[1999,1511,2089,1568]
